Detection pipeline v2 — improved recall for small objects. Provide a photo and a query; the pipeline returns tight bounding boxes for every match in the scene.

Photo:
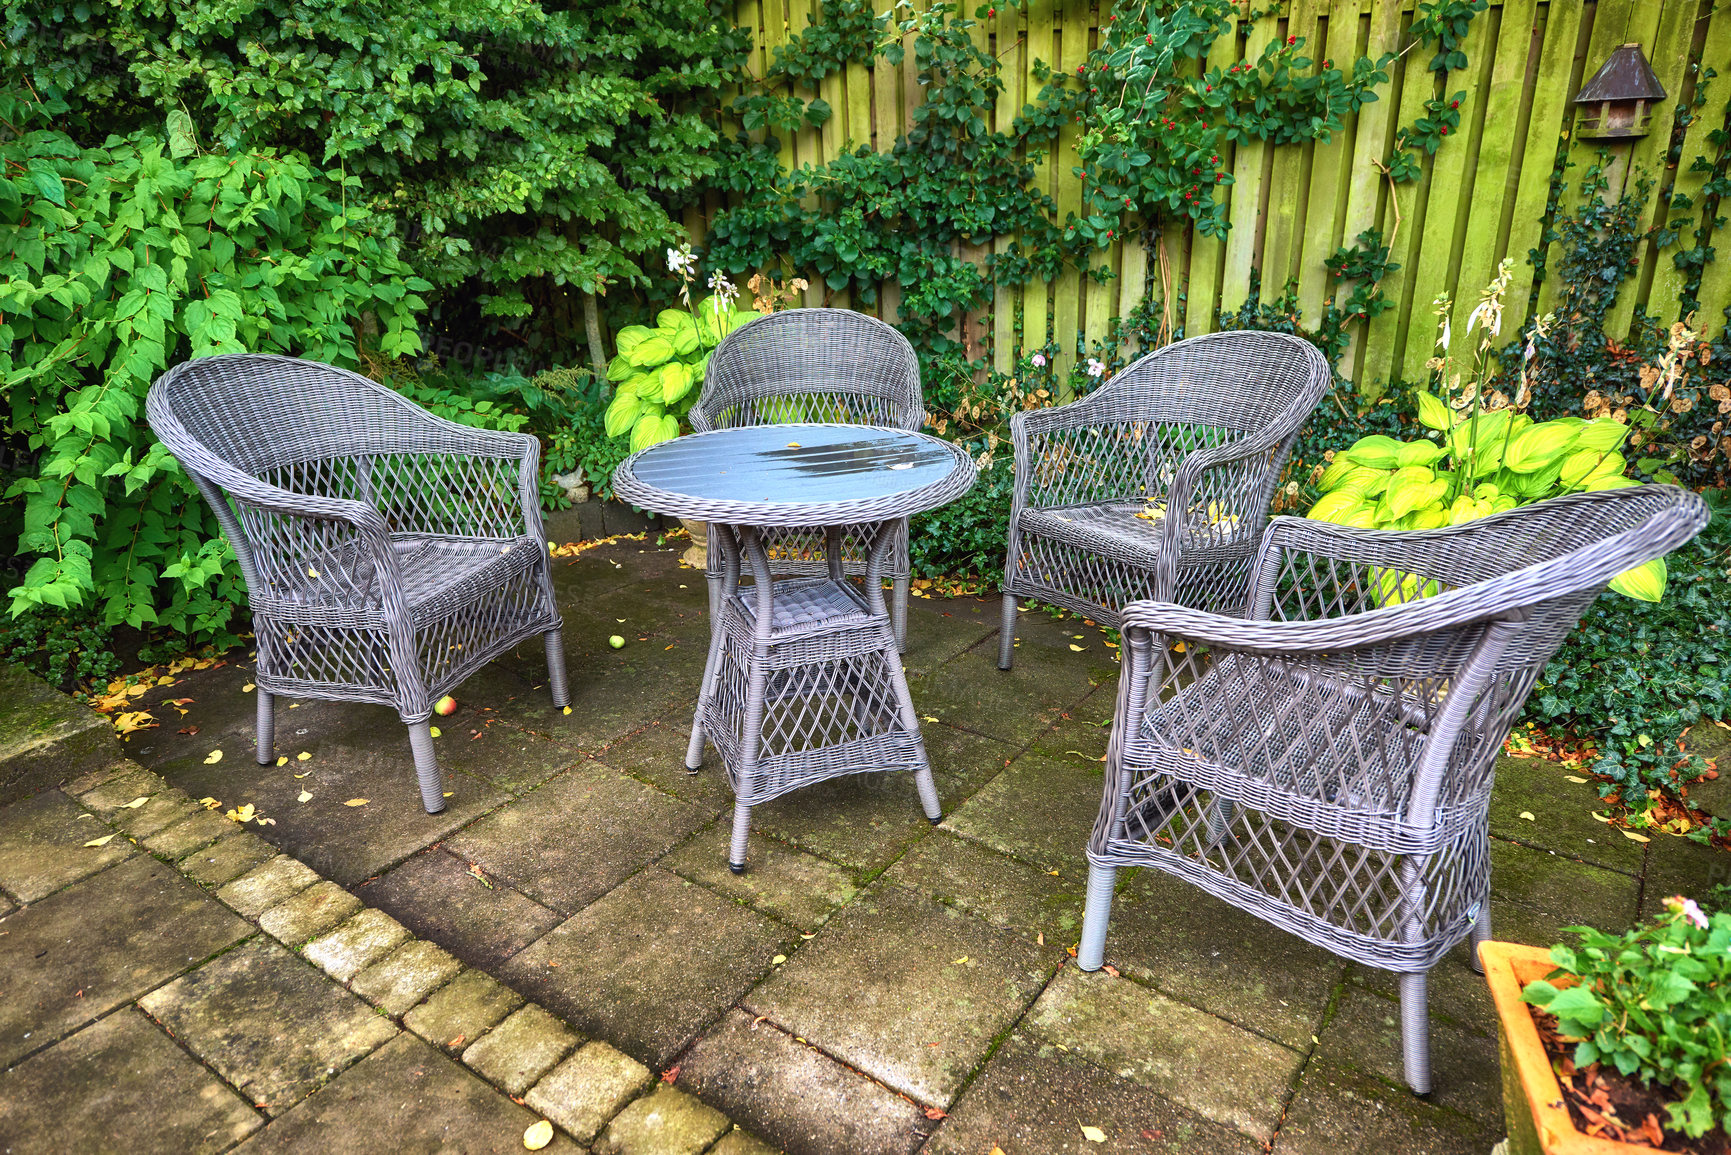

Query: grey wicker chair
[998,331,1331,669]
[1076,485,1708,1095]
[146,354,569,814]
[690,308,924,651]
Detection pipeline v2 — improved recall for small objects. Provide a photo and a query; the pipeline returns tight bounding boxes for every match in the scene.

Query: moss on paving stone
[882,829,1085,947]
[0,788,136,902]
[460,1004,580,1096]
[1024,966,1303,1142]
[923,1031,1259,1154]
[525,1041,654,1145]
[77,764,171,815]
[746,770,966,875]
[258,880,363,944]
[677,1008,930,1155]
[216,855,321,918]
[350,939,461,1016]
[1488,754,1644,872]
[355,846,565,972]
[1487,839,1639,928]
[0,1009,262,1152]
[940,753,1106,875]
[594,1084,730,1155]
[1275,1056,1499,1154]
[1313,981,1502,1125]
[112,789,200,839]
[403,968,523,1053]
[138,938,397,1116]
[0,664,117,806]
[302,909,410,980]
[659,823,859,932]
[707,1130,781,1155]
[144,808,240,859]
[0,855,249,1067]
[179,831,278,888]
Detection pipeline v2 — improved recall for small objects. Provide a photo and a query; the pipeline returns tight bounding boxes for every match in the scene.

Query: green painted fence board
[1219,10,1280,316]
[1650,5,1731,325]
[1297,0,1362,327]
[1051,0,1091,379]
[1182,7,1245,336]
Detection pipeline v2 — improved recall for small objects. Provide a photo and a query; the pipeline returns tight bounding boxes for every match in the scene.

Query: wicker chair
[1076,486,1708,1094]
[998,331,1330,669]
[146,354,569,814]
[690,308,924,651]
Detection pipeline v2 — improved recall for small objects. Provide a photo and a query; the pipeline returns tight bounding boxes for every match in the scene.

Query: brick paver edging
[62,757,775,1155]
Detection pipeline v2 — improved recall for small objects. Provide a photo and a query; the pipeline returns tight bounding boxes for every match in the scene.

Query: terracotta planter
[1481,940,1647,1155]
[679,517,709,571]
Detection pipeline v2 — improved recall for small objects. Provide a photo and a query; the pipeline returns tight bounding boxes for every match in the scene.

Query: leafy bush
[0,606,122,691]
[0,90,427,641]
[909,453,1014,580]
[603,288,758,452]
[1522,896,1731,1139]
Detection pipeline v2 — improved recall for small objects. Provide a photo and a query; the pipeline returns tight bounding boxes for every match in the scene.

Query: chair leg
[406,721,446,815]
[728,801,752,874]
[544,628,571,709]
[998,592,1017,670]
[255,691,274,766]
[893,573,910,653]
[1469,903,1493,974]
[913,766,942,825]
[1077,864,1117,971]
[1398,971,1433,1095]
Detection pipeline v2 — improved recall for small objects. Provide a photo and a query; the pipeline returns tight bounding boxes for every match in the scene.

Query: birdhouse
[1572,44,1666,139]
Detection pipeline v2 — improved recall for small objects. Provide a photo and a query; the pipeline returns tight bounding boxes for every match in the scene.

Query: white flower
[1086,358,1106,378]
[1667,895,1710,930]
[1031,353,1046,367]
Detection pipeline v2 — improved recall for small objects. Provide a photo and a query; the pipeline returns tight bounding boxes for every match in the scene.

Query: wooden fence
[704,0,1731,392]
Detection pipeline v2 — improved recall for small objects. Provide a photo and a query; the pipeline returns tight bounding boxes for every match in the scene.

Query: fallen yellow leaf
[204,749,223,764]
[242,683,255,692]
[83,834,115,848]
[429,727,441,738]
[772,954,787,965]
[1172,641,1187,653]
[296,752,311,762]
[952,956,970,965]
[297,791,313,803]
[1621,830,1651,843]
[1518,811,1535,822]
[1564,775,1588,783]
[121,796,150,809]
[523,1119,553,1150]
[1069,644,1084,652]
[344,798,369,807]
[276,756,288,767]
[562,706,572,716]
[1081,1124,1107,1143]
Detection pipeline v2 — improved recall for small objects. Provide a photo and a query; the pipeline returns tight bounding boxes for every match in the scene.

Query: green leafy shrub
[0,90,426,640]
[1522,896,1731,1139]
[603,282,759,452]
[0,606,122,691]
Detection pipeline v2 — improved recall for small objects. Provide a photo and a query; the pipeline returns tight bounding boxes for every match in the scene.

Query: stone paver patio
[3,530,1728,1154]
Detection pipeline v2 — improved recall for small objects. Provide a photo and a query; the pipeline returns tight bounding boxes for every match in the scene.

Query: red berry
[1205,84,1212,92]
[1287,35,1296,45]
[1440,126,1449,135]
[1450,100,1459,109]
[1146,34,1153,44]
[1324,59,1332,68]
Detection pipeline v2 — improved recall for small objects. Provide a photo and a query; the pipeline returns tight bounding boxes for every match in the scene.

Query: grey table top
[612,423,977,527]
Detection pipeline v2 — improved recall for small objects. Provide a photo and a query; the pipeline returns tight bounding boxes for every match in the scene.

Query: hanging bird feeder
[1572,43,1666,139]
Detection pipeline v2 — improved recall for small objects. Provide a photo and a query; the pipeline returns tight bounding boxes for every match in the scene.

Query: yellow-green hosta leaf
[1582,474,1639,492]
[660,323,700,357]
[1316,456,1359,491]
[1388,477,1448,519]
[629,412,664,453]
[1397,439,1447,467]
[660,360,695,404]
[692,351,712,383]
[1575,418,1630,453]
[606,353,638,383]
[1342,435,1404,469]
[658,414,679,442]
[604,391,642,437]
[624,334,675,369]
[1513,459,1565,498]
[1503,421,1580,473]
[1447,409,1514,471]
[656,308,698,334]
[1585,450,1626,483]
[1335,466,1390,495]
[1306,490,1369,525]
[1560,448,1625,488]
[614,325,655,356]
[729,310,761,335]
[1414,391,1451,431]
[1409,504,1450,530]
[1609,557,1667,602]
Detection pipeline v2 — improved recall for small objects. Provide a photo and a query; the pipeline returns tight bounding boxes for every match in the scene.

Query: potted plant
[1480,896,1730,1153]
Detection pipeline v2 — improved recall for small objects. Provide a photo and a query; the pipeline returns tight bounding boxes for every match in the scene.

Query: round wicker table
[613,424,977,872]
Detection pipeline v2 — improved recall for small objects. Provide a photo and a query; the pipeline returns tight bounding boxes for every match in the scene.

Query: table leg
[865,520,941,824]
[686,524,741,772]
[729,525,778,873]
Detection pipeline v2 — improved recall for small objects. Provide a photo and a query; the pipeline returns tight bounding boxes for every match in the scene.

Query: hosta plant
[1521,896,1731,1140]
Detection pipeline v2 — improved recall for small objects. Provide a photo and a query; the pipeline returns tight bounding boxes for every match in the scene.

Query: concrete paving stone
[156,728,509,887]
[352,939,463,1016]
[1488,838,1639,929]
[0,891,13,916]
[462,1003,580,1096]
[0,1007,262,1153]
[446,761,709,914]
[76,764,171,815]
[525,1041,654,1144]
[258,880,364,945]
[1096,868,1346,1051]
[1025,966,1303,1142]
[0,854,249,1068]
[406,662,587,793]
[501,867,789,1071]
[659,823,859,931]
[144,807,240,859]
[601,712,735,811]
[919,721,1021,789]
[0,663,117,806]
[883,827,1086,946]
[899,594,1000,675]
[62,762,125,797]
[940,752,1107,875]
[676,1008,929,1155]
[1274,1057,1499,1154]
[0,787,135,902]
[745,883,1057,1107]
[1024,715,1114,764]
[180,831,279,888]
[1640,831,1731,919]
[358,847,565,972]
[708,1129,780,1155]
[924,1031,1260,1155]
[230,1031,581,1154]
[405,968,524,1053]
[907,652,1093,752]
[593,1084,729,1155]
[216,854,322,917]
[1488,753,1644,872]
[747,771,966,875]
[139,937,398,1116]
[534,621,706,756]
[303,908,411,980]
[111,788,200,838]
[1314,981,1502,1124]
